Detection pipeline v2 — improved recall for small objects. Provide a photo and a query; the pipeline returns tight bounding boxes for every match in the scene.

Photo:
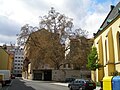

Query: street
[0,78,101,90]
[1,78,69,90]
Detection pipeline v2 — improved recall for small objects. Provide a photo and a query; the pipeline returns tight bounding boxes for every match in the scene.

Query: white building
[13,47,24,77]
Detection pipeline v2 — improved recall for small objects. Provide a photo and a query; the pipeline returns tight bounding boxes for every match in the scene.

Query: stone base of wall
[52,69,91,82]
[22,69,91,81]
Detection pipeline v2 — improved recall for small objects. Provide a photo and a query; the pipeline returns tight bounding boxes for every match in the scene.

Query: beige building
[23,28,91,81]
[23,28,65,80]
[93,2,120,82]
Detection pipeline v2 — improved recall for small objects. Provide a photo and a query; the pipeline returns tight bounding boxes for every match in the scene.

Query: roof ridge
[94,2,120,38]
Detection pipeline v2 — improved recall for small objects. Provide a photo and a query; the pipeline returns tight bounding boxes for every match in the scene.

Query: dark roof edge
[94,2,120,39]
[93,8,113,38]
[94,15,120,39]
[99,6,114,29]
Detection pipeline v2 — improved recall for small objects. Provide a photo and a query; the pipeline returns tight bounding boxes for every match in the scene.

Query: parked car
[68,79,96,90]
[0,70,11,86]
[11,74,15,79]
[65,78,75,83]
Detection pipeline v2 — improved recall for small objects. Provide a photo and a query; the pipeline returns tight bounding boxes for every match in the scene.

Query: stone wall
[52,69,91,81]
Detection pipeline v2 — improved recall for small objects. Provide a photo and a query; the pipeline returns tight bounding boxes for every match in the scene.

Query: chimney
[111,5,114,10]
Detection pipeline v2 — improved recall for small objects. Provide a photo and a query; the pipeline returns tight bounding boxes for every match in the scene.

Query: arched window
[116,32,120,61]
[105,40,108,63]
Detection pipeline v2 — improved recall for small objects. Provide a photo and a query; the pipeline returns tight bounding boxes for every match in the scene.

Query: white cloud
[82,13,108,37]
[0,0,40,26]
[0,0,118,44]
[0,34,17,44]
[43,0,65,6]
[77,1,112,38]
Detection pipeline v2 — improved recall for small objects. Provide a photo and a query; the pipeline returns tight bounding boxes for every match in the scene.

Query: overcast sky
[0,0,119,45]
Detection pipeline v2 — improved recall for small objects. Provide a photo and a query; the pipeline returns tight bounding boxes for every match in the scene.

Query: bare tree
[17,7,90,70]
[26,29,65,70]
[39,7,73,44]
[17,24,38,46]
[74,28,89,38]
[67,36,92,70]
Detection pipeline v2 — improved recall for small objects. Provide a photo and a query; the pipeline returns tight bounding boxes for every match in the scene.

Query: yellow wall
[97,37,104,81]
[0,47,9,70]
[8,54,14,71]
[93,16,120,82]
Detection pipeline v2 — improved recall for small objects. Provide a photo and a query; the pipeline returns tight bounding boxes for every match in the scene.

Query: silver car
[68,79,96,90]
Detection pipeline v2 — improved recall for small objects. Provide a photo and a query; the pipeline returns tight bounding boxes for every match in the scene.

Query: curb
[51,83,68,86]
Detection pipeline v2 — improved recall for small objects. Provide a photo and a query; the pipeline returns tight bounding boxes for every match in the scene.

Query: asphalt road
[1,78,69,90]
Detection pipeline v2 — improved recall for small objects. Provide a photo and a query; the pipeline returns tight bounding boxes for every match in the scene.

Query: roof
[94,2,120,38]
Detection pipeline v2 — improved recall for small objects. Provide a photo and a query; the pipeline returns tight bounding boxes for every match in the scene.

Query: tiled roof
[94,2,120,38]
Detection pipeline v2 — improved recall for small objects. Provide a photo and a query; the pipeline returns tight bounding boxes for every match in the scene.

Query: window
[82,81,84,84]
[117,32,120,61]
[63,64,66,68]
[14,70,16,73]
[68,63,71,68]
[118,34,120,61]
[14,63,17,65]
[105,40,108,63]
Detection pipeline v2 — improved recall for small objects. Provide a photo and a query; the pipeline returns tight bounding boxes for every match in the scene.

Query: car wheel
[79,87,83,90]
[69,86,72,90]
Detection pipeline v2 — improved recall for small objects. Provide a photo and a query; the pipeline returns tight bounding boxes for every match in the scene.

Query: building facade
[23,28,92,81]
[0,46,14,73]
[93,2,120,82]
[0,46,9,70]
[23,29,65,80]
[6,45,15,73]
[13,47,24,77]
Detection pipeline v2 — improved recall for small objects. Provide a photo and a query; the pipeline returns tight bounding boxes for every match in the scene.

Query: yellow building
[93,2,120,82]
[8,54,14,72]
[0,47,9,70]
[0,46,13,72]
